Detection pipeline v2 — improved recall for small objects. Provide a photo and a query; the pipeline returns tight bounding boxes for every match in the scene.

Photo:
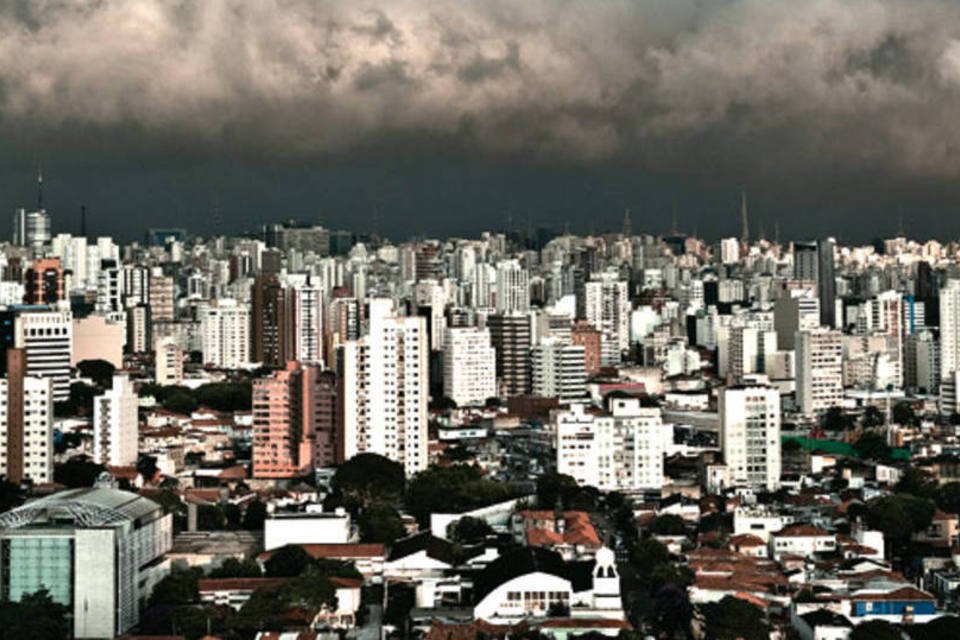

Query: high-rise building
[720,237,740,265]
[0,348,53,484]
[495,259,530,313]
[488,312,532,397]
[584,270,631,353]
[796,328,844,415]
[793,240,837,327]
[14,309,73,402]
[154,337,184,386]
[0,488,173,638]
[719,385,781,492]
[773,293,820,351]
[95,259,123,313]
[287,278,323,365]
[556,398,666,491]
[148,270,175,322]
[940,280,960,382]
[531,339,586,403]
[252,361,332,478]
[442,327,496,407]
[200,299,250,369]
[13,208,51,252]
[126,303,151,353]
[252,275,287,368]
[338,299,428,475]
[93,375,139,467]
[23,258,64,306]
[571,320,602,376]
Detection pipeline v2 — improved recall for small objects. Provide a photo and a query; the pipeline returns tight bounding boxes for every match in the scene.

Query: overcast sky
[3,0,960,242]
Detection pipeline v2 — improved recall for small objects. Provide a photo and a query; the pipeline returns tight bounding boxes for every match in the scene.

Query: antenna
[622,208,632,238]
[671,205,678,235]
[80,205,87,239]
[740,190,749,244]
[774,220,780,245]
[37,163,44,211]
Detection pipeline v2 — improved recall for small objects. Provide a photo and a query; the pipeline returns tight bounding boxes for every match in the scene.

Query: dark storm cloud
[1,0,959,176]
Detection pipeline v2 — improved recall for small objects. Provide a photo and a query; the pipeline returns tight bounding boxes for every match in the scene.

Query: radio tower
[37,164,44,211]
[740,190,749,245]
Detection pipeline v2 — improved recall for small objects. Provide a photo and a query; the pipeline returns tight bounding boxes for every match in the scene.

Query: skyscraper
[720,385,781,492]
[14,309,73,402]
[200,299,250,369]
[584,270,631,353]
[796,328,844,415]
[443,326,496,407]
[488,311,532,397]
[495,259,530,313]
[793,239,836,328]
[252,275,287,368]
[93,375,139,467]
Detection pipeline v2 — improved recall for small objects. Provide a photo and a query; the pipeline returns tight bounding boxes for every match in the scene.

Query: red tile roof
[257,543,386,562]
[852,587,934,602]
[198,577,285,592]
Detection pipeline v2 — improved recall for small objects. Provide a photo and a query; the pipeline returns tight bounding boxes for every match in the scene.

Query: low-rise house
[511,510,601,560]
[770,524,836,561]
[257,543,385,580]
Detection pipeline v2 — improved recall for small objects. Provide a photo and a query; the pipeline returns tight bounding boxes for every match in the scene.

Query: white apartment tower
[941,280,960,382]
[15,309,73,402]
[531,339,587,403]
[584,270,631,353]
[495,259,530,313]
[720,386,781,492]
[200,299,250,369]
[154,337,184,386]
[796,328,844,415]
[340,299,428,475]
[0,374,54,484]
[289,280,323,365]
[442,327,496,407]
[556,398,666,491]
[93,375,139,467]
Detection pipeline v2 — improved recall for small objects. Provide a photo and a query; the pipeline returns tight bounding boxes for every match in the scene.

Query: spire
[774,220,780,245]
[80,205,86,239]
[740,190,749,245]
[36,163,44,211]
[622,208,632,238]
[671,205,679,235]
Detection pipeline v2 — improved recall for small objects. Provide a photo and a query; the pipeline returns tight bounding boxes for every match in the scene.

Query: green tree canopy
[243,499,268,530]
[358,502,405,544]
[821,406,854,431]
[331,453,405,506]
[209,557,262,578]
[892,401,919,426]
[448,516,494,544]
[264,544,315,578]
[937,482,960,515]
[862,405,885,428]
[77,359,116,388]
[865,494,935,546]
[699,596,769,640]
[195,382,252,412]
[0,588,70,640]
[407,464,514,525]
[149,566,203,607]
[849,619,902,640]
[854,431,892,461]
[53,455,105,488]
[646,514,688,536]
[235,567,337,633]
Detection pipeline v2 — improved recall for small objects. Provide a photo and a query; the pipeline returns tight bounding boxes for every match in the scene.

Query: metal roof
[0,487,161,530]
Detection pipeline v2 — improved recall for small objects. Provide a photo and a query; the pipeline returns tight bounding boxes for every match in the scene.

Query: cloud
[3,0,960,180]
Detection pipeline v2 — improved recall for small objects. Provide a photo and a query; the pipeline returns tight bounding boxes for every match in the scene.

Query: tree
[331,453,405,507]
[865,494,935,548]
[699,596,769,640]
[896,467,938,500]
[646,514,687,536]
[862,405,885,427]
[849,619,902,640]
[535,472,581,510]
[196,382,252,412]
[264,544,314,577]
[448,516,494,544]
[358,502,405,544]
[652,584,692,639]
[782,439,802,455]
[163,390,198,415]
[907,615,960,640]
[54,456,105,488]
[149,567,202,607]
[77,359,116,388]
[209,557,262,578]
[938,482,960,515]
[854,431,892,461]
[407,464,514,525]
[0,480,25,513]
[137,454,159,483]
[0,588,70,640]
[243,500,268,530]
[629,538,670,574]
[893,401,919,426]
[235,567,337,632]
[821,406,853,431]
[197,504,228,530]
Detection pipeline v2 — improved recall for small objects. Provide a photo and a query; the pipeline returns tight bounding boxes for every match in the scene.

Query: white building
[442,327,496,407]
[556,399,666,492]
[719,386,781,492]
[340,299,428,475]
[0,488,173,639]
[532,339,586,403]
[15,309,73,402]
[0,373,54,484]
[584,271,631,353]
[93,375,139,467]
[941,280,960,404]
[288,278,323,365]
[495,259,530,313]
[200,298,250,369]
[719,237,740,265]
[796,328,844,415]
[154,337,184,386]
[263,506,352,551]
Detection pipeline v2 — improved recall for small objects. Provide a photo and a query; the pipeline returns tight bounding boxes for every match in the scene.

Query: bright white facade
[154,337,184,386]
[720,386,781,492]
[0,375,54,484]
[531,339,586,402]
[200,298,250,369]
[263,507,352,551]
[93,374,139,467]
[15,309,73,402]
[556,399,666,491]
[340,299,428,475]
[495,259,530,313]
[796,328,844,415]
[584,271,630,352]
[442,327,496,406]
